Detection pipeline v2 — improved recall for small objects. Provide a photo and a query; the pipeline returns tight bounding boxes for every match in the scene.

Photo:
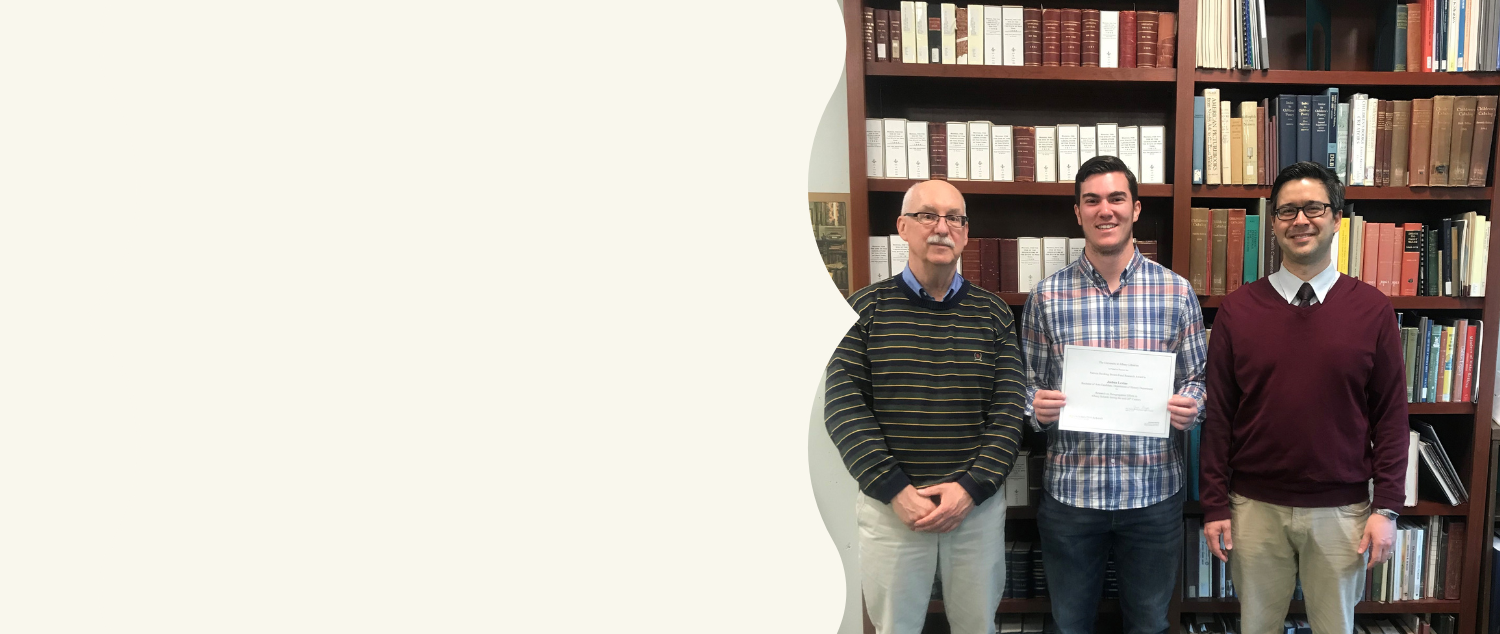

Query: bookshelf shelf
[1189,185,1495,200]
[1409,402,1479,415]
[868,63,1176,83]
[927,598,1120,614]
[1197,296,1485,310]
[868,179,1175,197]
[1194,69,1500,88]
[1183,500,1469,516]
[1177,598,1462,614]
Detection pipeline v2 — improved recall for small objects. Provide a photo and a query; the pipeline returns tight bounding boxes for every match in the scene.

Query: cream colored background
[2,1,853,632]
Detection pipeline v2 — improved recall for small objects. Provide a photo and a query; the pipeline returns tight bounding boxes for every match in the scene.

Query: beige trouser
[857,493,1006,634]
[1229,492,1369,634]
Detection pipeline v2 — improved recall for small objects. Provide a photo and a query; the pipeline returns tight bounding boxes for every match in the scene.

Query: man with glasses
[1019,155,1207,634]
[825,179,1026,634]
[1200,161,1407,634]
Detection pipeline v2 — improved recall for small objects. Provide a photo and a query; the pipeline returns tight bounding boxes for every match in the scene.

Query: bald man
[826,180,1028,634]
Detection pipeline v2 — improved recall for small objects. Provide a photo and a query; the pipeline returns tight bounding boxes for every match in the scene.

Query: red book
[1136,10,1159,68]
[875,10,891,62]
[1384,224,1404,296]
[1000,238,1019,293]
[1023,8,1043,66]
[1361,221,1381,287]
[1014,126,1037,182]
[1379,100,1393,187]
[1461,324,1478,402]
[1258,100,1269,184]
[1401,223,1422,296]
[1119,11,1137,68]
[1041,8,1061,67]
[1376,223,1397,295]
[1423,0,1435,71]
[1060,8,1082,67]
[964,239,983,287]
[1080,9,1101,67]
[929,122,947,180]
[1136,240,1159,262]
[1158,12,1177,68]
[1227,210,1246,293]
[863,8,876,62]
[978,238,999,291]
[1443,521,1465,599]
[889,9,903,63]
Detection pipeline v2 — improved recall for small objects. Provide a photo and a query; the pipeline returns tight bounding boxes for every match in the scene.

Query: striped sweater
[824,273,1027,505]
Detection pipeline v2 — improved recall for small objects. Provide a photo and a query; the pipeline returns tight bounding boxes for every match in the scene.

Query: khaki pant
[1229,492,1369,634]
[857,493,1006,634]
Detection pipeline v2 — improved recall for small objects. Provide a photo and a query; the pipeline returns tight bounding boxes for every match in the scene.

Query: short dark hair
[1074,155,1138,205]
[1269,161,1344,215]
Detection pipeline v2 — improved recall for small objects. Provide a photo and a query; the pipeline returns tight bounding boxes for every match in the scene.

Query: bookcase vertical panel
[846,0,871,292]
[1171,0,1199,277]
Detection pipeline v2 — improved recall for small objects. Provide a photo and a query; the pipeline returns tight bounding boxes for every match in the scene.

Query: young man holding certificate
[1200,162,1406,634]
[1020,156,1208,634]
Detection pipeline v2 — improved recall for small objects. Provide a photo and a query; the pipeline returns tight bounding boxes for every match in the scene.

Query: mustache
[927,235,957,248]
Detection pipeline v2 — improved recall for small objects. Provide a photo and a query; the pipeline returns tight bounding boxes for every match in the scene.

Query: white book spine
[1220,102,1233,184]
[866,119,884,178]
[1118,126,1141,181]
[969,121,992,181]
[1205,89,1221,185]
[1042,237,1068,278]
[915,2,930,63]
[941,4,957,64]
[1448,0,1460,71]
[983,5,1004,65]
[1097,123,1118,159]
[889,234,910,276]
[1350,95,1366,187]
[967,5,984,65]
[1017,237,1043,292]
[993,124,1014,181]
[1140,125,1165,184]
[1336,103,1350,183]
[883,118,908,179]
[1057,124,1080,182]
[1035,126,1057,182]
[1100,11,1119,68]
[869,236,892,283]
[1079,126,1097,164]
[1001,5,1025,66]
[901,2,917,63]
[947,122,969,179]
[1068,237,1086,263]
[907,121,930,180]
[1365,98,1377,185]
[1241,102,1258,184]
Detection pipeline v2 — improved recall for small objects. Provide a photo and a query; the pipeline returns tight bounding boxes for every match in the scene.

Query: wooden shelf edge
[1177,599,1462,613]
[1198,295,1484,309]
[869,63,1176,82]
[1190,185,1494,200]
[868,178,1173,197]
[928,598,1119,614]
[1193,69,1500,87]
[1182,501,1468,516]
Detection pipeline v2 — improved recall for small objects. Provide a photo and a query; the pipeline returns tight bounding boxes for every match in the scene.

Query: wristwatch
[1374,508,1399,521]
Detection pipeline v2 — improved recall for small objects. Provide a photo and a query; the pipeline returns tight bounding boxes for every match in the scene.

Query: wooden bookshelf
[844,1,1500,632]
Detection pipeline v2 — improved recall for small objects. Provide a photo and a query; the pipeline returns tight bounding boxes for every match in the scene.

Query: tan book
[1410,98,1434,186]
[1204,88,1221,185]
[1190,207,1210,295]
[1241,102,1257,184]
[1429,95,1455,186]
[1469,96,1497,187]
[1229,118,1243,185]
[1449,96,1478,187]
[1212,209,1229,295]
[1392,101,1411,187]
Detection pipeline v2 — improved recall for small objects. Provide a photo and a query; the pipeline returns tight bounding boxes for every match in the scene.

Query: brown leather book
[1410,98,1434,186]
[1014,126,1037,182]
[1190,208,1210,295]
[999,238,1019,293]
[1119,11,1137,68]
[1158,12,1177,68]
[1211,208,1228,295]
[1041,9,1061,67]
[1392,101,1412,187]
[1468,96,1497,187]
[929,122,947,180]
[1449,96,1478,186]
[875,10,891,62]
[1429,95,1456,186]
[1135,240,1159,263]
[889,9,903,63]
[1258,100,1269,184]
[1227,209,1246,293]
[1136,10,1159,68]
[1377,100,1392,187]
[1443,520,1465,600]
[863,8,876,62]
[956,8,968,63]
[1406,3,1422,73]
[1080,9,1100,67]
[964,239,984,287]
[977,238,997,291]
[1060,8,1082,67]
[1023,8,1043,66]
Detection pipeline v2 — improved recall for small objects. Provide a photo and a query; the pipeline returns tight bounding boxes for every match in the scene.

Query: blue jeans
[1036,488,1184,634]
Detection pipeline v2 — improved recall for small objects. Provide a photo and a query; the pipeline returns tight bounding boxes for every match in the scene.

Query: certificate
[1057,345,1176,439]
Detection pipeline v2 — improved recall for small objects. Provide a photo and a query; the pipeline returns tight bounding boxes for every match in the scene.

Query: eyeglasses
[902,212,970,228]
[1273,202,1335,221]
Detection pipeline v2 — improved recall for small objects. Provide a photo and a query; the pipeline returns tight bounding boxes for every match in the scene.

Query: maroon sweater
[1200,275,1409,523]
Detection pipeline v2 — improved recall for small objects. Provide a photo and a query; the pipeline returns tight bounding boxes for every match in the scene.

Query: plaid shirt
[1020,249,1208,510]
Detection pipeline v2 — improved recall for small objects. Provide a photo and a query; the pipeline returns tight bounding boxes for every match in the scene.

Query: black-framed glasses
[1273,202,1336,221]
[902,212,970,228]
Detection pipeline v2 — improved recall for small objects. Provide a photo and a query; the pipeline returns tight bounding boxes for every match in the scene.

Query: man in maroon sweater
[1200,162,1407,634]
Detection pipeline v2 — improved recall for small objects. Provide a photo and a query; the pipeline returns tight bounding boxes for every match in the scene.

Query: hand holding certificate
[1057,345,1177,438]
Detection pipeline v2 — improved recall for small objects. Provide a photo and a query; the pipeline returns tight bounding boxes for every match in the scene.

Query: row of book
[1187,205,1490,298]
[1375,0,1500,72]
[1195,0,1270,70]
[865,119,1169,184]
[1401,315,1485,407]
[996,615,1047,634]
[867,234,1162,290]
[1192,90,1498,188]
[1182,614,1457,634]
[1003,542,1047,599]
[861,4,1178,68]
